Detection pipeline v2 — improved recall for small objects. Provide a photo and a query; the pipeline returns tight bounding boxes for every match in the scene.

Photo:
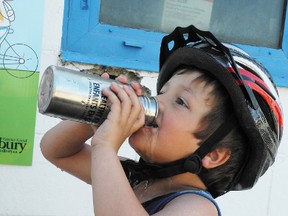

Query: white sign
[161,0,214,32]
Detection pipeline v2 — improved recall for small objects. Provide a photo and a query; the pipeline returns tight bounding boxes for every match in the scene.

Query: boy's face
[129,69,215,164]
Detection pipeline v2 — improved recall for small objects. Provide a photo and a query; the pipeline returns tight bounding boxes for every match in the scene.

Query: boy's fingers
[131,81,144,96]
[115,74,128,84]
[101,72,110,79]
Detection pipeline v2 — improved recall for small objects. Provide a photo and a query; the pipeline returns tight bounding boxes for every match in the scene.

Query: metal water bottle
[38,65,158,127]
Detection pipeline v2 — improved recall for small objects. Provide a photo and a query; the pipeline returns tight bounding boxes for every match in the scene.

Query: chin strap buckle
[184,154,203,174]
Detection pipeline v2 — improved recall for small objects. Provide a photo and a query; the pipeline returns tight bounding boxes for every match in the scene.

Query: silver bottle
[38,65,158,127]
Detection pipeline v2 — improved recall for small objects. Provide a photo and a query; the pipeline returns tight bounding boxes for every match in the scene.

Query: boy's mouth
[147,121,158,128]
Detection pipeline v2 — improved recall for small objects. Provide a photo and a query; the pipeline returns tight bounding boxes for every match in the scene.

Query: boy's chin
[130,126,153,142]
[128,130,147,151]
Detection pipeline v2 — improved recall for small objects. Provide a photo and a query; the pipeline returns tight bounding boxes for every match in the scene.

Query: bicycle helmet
[122,25,283,198]
[155,25,283,193]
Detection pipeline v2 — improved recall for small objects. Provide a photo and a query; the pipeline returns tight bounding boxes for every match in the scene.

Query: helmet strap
[185,113,235,173]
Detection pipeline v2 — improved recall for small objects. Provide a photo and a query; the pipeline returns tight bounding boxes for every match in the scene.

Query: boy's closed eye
[175,97,189,108]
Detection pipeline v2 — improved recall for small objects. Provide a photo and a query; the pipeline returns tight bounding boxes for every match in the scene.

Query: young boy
[40,25,283,215]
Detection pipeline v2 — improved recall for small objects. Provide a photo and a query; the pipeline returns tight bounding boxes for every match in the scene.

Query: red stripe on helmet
[227,67,270,91]
[235,79,283,131]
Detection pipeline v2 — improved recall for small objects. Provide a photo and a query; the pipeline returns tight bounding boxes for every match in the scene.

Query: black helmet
[156,25,283,194]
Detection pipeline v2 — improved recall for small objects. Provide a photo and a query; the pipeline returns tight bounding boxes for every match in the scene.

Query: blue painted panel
[61,0,288,87]
[282,1,288,58]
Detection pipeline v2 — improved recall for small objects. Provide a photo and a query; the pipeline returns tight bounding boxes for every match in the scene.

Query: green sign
[0,69,39,165]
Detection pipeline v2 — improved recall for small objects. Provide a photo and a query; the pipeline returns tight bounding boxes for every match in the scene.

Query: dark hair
[179,67,248,197]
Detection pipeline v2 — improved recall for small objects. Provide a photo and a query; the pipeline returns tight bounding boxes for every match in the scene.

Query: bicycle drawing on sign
[0,0,38,79]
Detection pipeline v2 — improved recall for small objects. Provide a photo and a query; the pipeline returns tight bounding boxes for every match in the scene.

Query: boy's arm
[90,83,148,216]
[40,120,94,184]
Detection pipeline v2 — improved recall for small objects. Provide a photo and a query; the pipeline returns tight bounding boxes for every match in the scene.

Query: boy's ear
[202,147,231,169]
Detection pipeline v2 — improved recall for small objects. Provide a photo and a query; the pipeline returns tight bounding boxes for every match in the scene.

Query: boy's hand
[91,73,145,152]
